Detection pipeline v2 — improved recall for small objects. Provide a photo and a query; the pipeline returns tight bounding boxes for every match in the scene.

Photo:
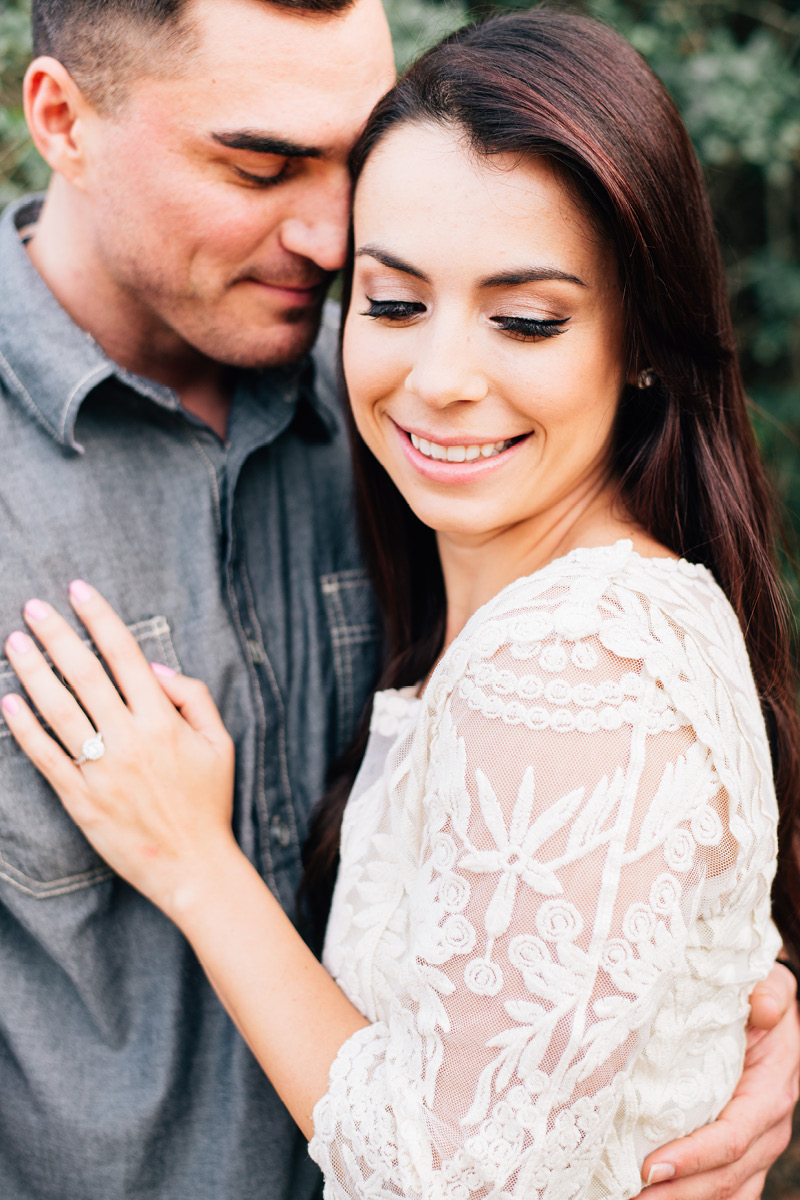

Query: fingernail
[150,662,176,677]
[647,1164,676,1186]
[8,631,32,654]
[69,580,93,603]
[1,695,20,716]
[24,598,49,622]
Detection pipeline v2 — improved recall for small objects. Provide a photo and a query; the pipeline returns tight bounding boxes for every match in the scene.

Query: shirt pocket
[321,570,381,758]
[0,615,181,899]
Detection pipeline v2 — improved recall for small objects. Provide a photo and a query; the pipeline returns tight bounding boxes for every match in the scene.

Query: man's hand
[641,962,800,1198]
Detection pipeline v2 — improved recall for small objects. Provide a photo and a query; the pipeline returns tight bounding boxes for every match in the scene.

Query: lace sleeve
[310,571,778,1200]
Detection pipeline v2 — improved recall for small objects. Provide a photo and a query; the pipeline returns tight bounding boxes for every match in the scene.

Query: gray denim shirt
[0,197,381,1200]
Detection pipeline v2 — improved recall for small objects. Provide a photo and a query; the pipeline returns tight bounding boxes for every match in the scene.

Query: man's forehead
[186,0,394,83]
[146,0,394,148]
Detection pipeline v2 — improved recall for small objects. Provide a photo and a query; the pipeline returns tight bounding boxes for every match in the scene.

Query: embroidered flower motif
[575,710,600,733]
[513,612,554,643]
[441,915,476,955]
[508,934,549,973]
[573,682,599,707]
[464,957,504,996]
[536,899,584,943]
[622,903,656,943]
[474,624,505,659]
[431,833,458,873]
[601,939,631,972]
[544,679,571,705]
[539,644,568,672]
[553,603,600,640]
[517,674,544,700]
[649,873,681,915]
[597,680,624,705]
[665,827,696,872]
[598,619,648,659]
[571,641,599,670]
[461,767,582,940]
[438,873,470,913]
[491,669,518,696]
[691,805,724,846]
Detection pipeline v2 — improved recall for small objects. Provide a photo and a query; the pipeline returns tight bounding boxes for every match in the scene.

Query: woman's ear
[23,56,95,190]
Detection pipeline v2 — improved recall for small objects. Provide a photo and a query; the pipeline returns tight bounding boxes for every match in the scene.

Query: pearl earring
[636,369,655,389]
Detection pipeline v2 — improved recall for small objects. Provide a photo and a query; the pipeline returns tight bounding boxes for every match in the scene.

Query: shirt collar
[0,195,335,453]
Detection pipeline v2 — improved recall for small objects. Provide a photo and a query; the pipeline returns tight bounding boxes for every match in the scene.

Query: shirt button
[271,815,292,848]
[246,639,266,664]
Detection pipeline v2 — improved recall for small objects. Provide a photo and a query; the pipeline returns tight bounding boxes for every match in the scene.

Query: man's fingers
[643,1098,794,1196]
[749,962,797,1031]
[643,1098,765,1182]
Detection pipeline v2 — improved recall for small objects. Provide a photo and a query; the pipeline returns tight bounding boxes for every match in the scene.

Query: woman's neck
[437,476,635,649]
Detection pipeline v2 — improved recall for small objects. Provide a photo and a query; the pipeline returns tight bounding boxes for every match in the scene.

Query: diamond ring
[74,732,105,766]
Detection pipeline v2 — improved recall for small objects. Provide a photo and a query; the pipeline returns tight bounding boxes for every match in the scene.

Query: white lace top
[309,541,780,1200]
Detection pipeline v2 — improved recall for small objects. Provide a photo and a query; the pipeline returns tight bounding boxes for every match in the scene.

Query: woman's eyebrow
[479,267,587,288]
[354,245,429,282]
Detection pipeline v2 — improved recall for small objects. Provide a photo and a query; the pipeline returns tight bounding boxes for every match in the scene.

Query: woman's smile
[344,121,628,552]
[391,418,532,483]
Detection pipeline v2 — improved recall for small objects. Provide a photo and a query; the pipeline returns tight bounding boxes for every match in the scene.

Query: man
[0,0,796,1196]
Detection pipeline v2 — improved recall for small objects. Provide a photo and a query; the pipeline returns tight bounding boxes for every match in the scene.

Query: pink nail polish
[69,580,94,604]
[8,631,31,654]
[1,695,20,716]
[150,662,176,677]
[24,599,49,622]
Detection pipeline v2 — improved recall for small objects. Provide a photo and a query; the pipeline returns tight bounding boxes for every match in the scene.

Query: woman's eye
[491,315,569,341]
[233,163,290,189]
[361,298,426,321]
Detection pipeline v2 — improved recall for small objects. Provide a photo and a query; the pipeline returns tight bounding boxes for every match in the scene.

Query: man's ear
[23,56,96,190]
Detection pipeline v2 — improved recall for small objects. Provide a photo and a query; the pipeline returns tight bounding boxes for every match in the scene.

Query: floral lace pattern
[310,542,780,1200]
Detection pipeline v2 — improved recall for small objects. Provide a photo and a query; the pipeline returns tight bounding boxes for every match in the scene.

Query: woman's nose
[404,333,489,408]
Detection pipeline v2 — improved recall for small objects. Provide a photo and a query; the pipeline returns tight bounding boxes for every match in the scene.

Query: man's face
[77,0,395,368]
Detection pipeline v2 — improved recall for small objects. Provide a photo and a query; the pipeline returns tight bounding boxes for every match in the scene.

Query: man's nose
[278,172,351,273]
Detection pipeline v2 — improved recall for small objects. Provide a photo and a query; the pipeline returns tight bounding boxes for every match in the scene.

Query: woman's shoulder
[454,538,736,657]
[426,540,760,747]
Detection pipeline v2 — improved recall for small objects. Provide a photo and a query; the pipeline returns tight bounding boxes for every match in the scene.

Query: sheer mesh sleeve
[310,548,780,1200]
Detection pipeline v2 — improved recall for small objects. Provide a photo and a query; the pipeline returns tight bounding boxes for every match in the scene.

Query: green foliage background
[0,2,799,1184]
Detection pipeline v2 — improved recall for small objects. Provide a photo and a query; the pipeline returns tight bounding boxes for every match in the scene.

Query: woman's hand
[1,583,368,1139]
[1,582,237,918]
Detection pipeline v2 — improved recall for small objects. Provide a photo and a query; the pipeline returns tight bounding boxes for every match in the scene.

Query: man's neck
[25,182,231,439]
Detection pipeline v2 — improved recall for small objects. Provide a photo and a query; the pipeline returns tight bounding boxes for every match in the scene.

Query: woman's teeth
[409,433,514,461]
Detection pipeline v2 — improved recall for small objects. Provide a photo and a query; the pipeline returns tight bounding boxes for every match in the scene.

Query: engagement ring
[74,733,105,766]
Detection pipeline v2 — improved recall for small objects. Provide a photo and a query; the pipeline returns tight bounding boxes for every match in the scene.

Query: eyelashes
[360,298,569,341]
[362,299,425,320]
[233,164,291,189]
[490,316,569,340]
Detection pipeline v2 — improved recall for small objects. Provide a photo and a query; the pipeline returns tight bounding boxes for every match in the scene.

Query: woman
[2,10,799,1198]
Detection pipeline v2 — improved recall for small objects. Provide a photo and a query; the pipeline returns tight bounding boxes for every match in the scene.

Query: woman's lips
[392,420,531,483]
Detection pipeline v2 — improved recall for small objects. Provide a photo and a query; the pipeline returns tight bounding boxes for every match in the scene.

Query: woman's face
[344,122,629,544]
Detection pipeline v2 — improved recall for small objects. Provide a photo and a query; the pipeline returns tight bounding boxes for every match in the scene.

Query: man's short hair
[32,0,356,114]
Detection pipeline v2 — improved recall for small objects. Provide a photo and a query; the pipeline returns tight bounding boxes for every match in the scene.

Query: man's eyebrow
[479,267,587,288]
[355,245,429,282]
[211,131,324,159]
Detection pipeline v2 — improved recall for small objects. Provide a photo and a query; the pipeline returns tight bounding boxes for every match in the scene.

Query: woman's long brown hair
[302,8,800,960]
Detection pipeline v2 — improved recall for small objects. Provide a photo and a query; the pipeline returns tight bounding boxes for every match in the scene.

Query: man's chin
[192,307,324,371]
